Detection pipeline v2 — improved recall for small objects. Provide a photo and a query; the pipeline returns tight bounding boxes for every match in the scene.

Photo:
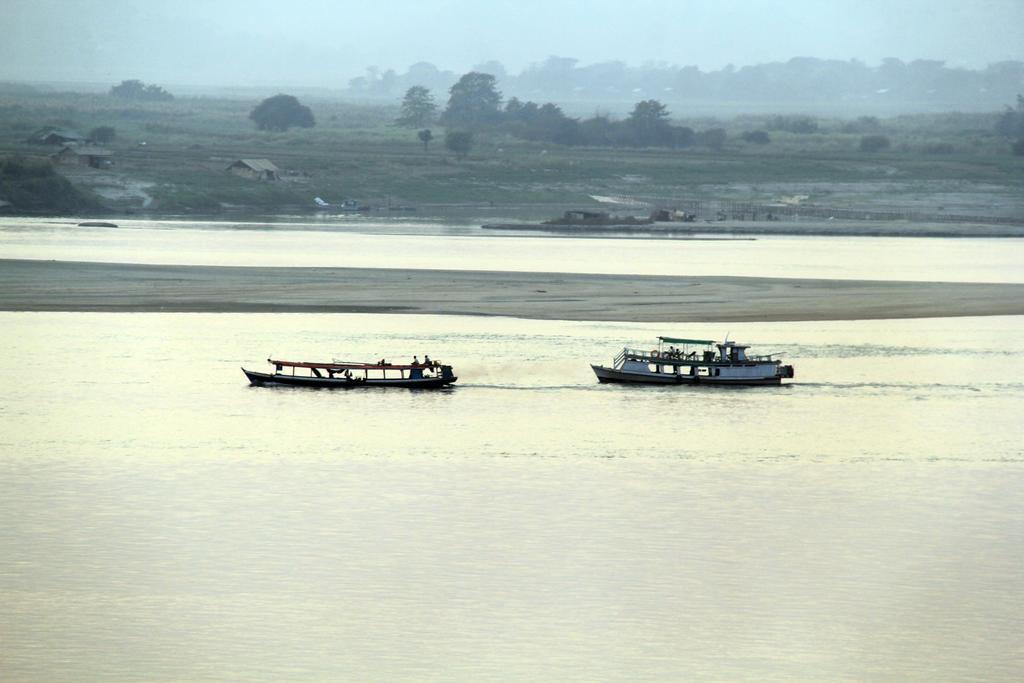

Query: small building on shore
[28,128,88,146]
[52,145,114,168]
[226,158,279,181]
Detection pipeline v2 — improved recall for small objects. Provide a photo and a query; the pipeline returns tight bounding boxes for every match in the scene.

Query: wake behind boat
[592,336,794,386]
[243,357,457,389]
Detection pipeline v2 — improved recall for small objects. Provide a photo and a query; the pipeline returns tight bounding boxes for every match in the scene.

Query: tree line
[352,56,1024,112]
[399,73,1024,156]
[96,76,1024,155]
[397,72,729,150]
[110,79,174,101]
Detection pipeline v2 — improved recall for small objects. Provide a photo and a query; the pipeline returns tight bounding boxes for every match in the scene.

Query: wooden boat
[592,336,794,386]
[242,357,457,389]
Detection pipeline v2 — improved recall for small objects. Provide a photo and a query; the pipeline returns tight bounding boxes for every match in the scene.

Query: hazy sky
[4,0,1023,87]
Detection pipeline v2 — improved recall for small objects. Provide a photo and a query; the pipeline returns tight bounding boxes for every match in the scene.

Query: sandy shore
[3,259,1023,322]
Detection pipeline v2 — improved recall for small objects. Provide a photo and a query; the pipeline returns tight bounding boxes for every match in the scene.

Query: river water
[2,216,1023,282]
[1,218,1023,681]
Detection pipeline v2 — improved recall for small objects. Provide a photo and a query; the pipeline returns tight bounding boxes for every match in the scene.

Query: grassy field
[1,91,1022,217]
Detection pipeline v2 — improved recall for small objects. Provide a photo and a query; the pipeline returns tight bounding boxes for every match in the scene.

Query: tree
[767,115,818,134]
[741,130,770,144]
[504,97,524,118]
[89,126,116,143]
[841,116,881,134]
[396,86,437,127]
[109,79,173,101]
[500,98,582,146]
[445,130,474,159]
[249,94,315,132]
[418,128,434,151]
[516,101,540,124]
[859,134,891,152]
[110,79,144,98]
[627,100,672,146]
[671,126,696,148]
[441,72,502,128]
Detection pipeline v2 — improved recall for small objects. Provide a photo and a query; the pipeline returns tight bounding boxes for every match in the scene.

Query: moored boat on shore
[592,336,794,386]
[243,357,457,389]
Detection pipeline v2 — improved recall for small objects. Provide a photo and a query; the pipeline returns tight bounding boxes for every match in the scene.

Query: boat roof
[269,358,437,370]
[658,336,715,345]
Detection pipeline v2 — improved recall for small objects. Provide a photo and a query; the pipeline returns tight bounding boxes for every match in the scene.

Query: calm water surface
[2,216,1023,282]
[2,312,1023,681]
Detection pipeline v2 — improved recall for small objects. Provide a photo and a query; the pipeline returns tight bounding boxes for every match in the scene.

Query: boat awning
[269,358,433,370]
[658,336,715,345]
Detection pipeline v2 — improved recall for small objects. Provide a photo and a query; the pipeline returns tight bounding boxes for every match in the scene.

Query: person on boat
[412,356,420,366]
[424,354,432,367]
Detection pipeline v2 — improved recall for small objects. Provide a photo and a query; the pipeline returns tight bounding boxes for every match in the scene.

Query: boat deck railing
[269,358,450,380]
[619,347,777,365]
[621,347,706,364]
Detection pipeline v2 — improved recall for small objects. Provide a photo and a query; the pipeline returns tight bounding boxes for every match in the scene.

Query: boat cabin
[717,342,750,362]
[270,358,453,381]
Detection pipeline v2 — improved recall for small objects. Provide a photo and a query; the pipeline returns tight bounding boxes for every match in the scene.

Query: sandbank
[2,259,1023,322]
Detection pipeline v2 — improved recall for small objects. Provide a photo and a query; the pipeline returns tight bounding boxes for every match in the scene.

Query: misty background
[4,0,1024,114]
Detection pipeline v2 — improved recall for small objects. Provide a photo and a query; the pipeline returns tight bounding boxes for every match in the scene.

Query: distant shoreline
[482,218,1024,239]
[4,211,1023,239]
[3,259,1023,322]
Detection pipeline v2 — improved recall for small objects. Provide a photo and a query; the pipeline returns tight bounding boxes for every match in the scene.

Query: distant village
[28,126,282,182]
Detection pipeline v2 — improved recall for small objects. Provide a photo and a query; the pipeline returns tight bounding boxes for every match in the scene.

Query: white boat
[591,336,794,386]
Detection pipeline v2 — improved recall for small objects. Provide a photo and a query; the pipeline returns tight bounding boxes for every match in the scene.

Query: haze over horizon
[4,0,1024,89]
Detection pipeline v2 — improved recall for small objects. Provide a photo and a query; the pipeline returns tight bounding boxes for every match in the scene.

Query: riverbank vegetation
[0,155,103,213]
[0,83,1021,216]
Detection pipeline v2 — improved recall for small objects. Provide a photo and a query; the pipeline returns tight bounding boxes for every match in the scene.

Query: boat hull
[592,365,683,384]
[591,365,783,386]
[242,368,456,389]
